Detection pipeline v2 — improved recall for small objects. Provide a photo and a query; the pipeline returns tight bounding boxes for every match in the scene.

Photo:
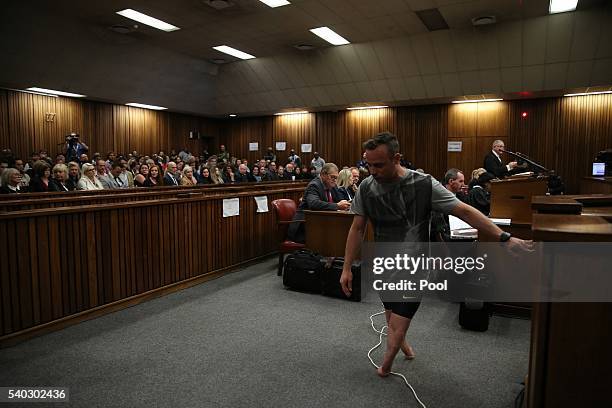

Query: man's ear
[392,153,401,163]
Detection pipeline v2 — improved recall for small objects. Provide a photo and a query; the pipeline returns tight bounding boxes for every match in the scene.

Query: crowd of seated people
[1,144,496,231]
[0,144,327,194]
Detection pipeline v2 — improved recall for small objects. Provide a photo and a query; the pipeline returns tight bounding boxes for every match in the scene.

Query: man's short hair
[492,140,504,148]
[363,132,400,156]
[320,163,338,175]
[444,168,463,185]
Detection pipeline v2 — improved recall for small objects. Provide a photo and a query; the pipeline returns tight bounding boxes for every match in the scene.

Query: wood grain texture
[0,184,304,339]
[2,90,612,193]
[0,89,221,159]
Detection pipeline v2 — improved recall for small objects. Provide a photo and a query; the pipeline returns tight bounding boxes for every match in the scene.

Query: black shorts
[381,301,421,319]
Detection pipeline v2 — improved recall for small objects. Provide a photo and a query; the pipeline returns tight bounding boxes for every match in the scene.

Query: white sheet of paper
[449,215,473,230]
[254,196,268,213]
[222,198,240,218]
[301,143,312,153]
[275,142,286,151]
[490,218,511,225]
[447,141,462,152]
[249,142,259,151]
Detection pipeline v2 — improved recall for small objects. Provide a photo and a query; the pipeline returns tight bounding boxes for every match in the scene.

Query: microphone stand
[502,150,550,175]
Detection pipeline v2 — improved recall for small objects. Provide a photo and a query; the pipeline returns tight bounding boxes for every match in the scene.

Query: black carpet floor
[0,258,530,407]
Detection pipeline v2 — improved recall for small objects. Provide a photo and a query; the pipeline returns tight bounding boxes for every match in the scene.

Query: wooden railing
[0,181,307,212]
[0,183,305,345]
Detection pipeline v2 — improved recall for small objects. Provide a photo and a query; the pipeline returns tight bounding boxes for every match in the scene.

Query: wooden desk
[490,176,547,224]
[303,210,356,257]
[580,177,612,194]
[527,199,612,407]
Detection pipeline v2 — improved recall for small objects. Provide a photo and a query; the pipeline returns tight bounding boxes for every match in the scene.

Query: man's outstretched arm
[451,201,533,250]
[341,215,367,297]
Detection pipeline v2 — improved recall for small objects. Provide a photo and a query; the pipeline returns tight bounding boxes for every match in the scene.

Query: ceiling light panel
[549,0,579,14]
[258,0,291,8]
[26,87,85,97]
[347,105,389,110]
[452,98,503,104]
[274,111,309,116]
[116,9,180,32]
[126,103,168,110]
[309,27,350,46]
[212,45,256,60]
[564,91,612,96]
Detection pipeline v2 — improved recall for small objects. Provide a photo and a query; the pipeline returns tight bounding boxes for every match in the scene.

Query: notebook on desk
[448,216,512,239]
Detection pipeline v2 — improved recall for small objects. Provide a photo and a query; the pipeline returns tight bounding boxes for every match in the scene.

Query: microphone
[499,148,515,155]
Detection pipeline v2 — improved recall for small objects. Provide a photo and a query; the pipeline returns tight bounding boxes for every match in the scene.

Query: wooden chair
[271,199,305,276]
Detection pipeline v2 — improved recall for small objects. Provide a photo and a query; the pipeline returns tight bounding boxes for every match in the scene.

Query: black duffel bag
[321,257,361,302]
[282,249,323,293]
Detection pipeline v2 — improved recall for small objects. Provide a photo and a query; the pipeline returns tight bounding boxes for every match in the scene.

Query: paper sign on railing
[254,196,269,213]
[223,198,240,217]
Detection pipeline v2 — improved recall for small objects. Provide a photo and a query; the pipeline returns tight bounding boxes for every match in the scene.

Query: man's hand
[337,200,351,211]
[508,161,518,169]
[506,237,534,257]
[340,269,353,297]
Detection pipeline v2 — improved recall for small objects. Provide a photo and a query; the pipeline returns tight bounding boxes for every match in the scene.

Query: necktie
[115,177,123,186]
[326,190,333,203]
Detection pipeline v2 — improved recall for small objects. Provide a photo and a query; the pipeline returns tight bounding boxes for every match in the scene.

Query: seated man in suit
[484,140,517,179]
[100,163,126,189]
[287,163,351,243]
[234,164,254,183]
[163,161,180,186]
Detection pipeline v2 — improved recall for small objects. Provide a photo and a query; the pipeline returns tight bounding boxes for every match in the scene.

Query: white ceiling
[0,0,610,116]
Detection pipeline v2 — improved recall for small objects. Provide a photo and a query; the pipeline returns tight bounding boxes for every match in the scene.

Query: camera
[65,133,80,144]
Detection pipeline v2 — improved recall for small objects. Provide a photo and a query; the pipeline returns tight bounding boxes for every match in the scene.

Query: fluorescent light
[212,45,255,60]
[258,0,290,7]
[347,105,388,110]
[274,111,309,116]
[18,89,58,98]
[126,103,168,110]
[564,91,612,97]
[309,27,350,46]
[116,9,180,32]
[229,114,237,117]
[549,0,578,14]
[452,98,503,104]
[26,87,85,97]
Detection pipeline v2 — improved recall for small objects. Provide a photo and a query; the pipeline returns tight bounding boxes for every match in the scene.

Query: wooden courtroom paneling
[0,184,304,343]
[509,94,612,193]
[0,89,222,159]
[3,89,612,193]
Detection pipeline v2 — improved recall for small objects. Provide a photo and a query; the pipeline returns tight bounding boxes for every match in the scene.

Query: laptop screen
[592,162,606,176]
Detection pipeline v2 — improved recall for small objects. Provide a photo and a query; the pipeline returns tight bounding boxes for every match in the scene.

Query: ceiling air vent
[294,44,315,51]
[415,8,449,31]
[203,0,234,10]
[472,16,497,26]
[109,24,138,34]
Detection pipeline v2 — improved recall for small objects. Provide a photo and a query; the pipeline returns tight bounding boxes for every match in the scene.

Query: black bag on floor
[321,257,361,302]
[459,300,490,332]
[282,249,323,293]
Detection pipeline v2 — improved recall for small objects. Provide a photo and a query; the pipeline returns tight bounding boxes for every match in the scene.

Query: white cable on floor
[368,311,427,408]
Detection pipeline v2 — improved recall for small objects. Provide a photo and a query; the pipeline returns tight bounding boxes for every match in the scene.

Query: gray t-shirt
[351,169,460,242]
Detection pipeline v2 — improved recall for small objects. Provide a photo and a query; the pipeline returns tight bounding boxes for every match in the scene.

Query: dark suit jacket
[48,179,70,192]
[234,172,254,183]
[163,173,179,186]
[337,186,355,201]
[287,177,342,243]
[484,151,509,179]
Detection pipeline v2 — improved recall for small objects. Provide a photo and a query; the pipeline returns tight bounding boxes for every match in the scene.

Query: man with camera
[64,133,88,164]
